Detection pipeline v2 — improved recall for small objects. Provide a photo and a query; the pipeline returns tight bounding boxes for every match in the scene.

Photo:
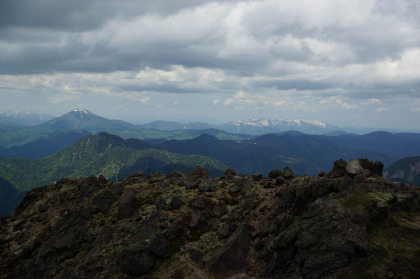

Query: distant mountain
[137,120,214,131]
[384,156,420,186]
[326,131,420,158]
[0,130,91,159]
[0,111,55,126]
[0,132,226,192]
[40,109,134,132]
[155,133,394,176]
[0,176,24,216]
[218,118,340,135]
[113,127,254,141]
[138,118,340,135]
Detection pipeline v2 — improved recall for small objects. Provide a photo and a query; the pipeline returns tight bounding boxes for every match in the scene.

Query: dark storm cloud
[0,0,420,126]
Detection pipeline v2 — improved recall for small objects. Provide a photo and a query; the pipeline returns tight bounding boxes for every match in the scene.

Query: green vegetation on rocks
[1,159,419,278]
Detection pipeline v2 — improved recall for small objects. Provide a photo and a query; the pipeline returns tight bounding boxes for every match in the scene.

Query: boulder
[168,195,185,210]
[118,245,154,276]
[198,179,218,192]
[268,169,283,179]
[358,158,383,177]
[330,159,347,177]
[93,188,117,214]
[208,224,251,278]
[189,166,211,178]
[118,188,138,219]
[346,159,364,177]
[283,166,295,179]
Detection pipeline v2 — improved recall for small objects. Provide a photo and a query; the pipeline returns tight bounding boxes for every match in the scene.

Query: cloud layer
[0,0,420,129]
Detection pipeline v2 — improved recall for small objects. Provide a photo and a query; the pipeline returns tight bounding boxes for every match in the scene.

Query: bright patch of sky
[0,0,419,129]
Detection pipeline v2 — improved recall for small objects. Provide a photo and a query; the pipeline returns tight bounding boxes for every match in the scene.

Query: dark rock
[208,224,251,279]
[358,158,383,177]
[127,171,143,179]
[165,222,185,241]
[97,175,108,185]
[168,195,185,210]
[189,166,211,178]
[229,183,242,193]
[211,204,227,218]
[79,175,102,198]
[223,167,237,176]
[330,159,347,177]
[191,197,206,209]
[283,166,295,179]
[276,177,286,186]
[318,170,327,177]
[111,182,124,196]
[155,196,167,210]
[38,204,48,213]
[198,179,218,192]
[149,235,169,258]
[118,245,154,276]
[269,169,284,179]
[93,188,117,214]
[169,170,183,178]
[188,248,204,268]
[118,188,138,219]
[252,173,263,181]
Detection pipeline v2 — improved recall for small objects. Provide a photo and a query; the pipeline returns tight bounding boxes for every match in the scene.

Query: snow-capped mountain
[40,109,134,132]
[218,118,340,135]
[0,111,55,126]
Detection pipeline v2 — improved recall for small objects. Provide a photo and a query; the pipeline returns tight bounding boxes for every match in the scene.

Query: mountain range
[0,111,55,126]
[1,109,420,216]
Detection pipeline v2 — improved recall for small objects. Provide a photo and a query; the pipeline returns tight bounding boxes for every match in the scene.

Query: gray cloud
[0,0,420,129]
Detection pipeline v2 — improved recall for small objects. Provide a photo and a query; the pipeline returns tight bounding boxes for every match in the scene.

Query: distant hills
[137,118,340,135]
[384,156,420,186]
[0,132,226,192]
[0,111,54,126]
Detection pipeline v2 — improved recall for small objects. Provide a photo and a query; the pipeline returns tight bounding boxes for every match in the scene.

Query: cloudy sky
[0,0,419,129]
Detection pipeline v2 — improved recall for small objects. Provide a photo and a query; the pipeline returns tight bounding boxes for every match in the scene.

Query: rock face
[1,158,419,279]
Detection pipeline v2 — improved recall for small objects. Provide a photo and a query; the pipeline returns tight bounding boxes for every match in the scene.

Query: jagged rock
[38,204,48,213]
[330,159,347,177]
[126,171,143,179]
[283,166,295,179]
[188,248,204,268]
[346,159,364,177]
[118,188,138,219]
[93,188,117,214]
[118,245,154,276]
[223,167,237,176]
[79,175,103,198]
[191,197,206,209]
[198,178,218,192]
[149,235,169,258]
[208,224,251,278]
[358,158,383,177]
[252,173,264,181]
[318,170,327,177]
[168,195,185,210]
[269,169,284,179]
[2,161,420,279]
[189,166,211,178]
[169,170,183,177]
[155,196,167,210]
[276,176,286,186]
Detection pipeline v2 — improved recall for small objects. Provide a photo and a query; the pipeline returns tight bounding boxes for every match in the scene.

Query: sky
[0,0,419,129]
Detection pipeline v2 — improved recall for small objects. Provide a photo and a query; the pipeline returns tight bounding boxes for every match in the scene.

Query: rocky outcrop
[0,159,419,278]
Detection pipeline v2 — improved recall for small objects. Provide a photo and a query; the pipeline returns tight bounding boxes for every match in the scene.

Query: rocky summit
[1,159,420,279]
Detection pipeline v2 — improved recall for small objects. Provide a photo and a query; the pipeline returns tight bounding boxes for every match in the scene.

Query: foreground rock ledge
[1,160,419,279]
